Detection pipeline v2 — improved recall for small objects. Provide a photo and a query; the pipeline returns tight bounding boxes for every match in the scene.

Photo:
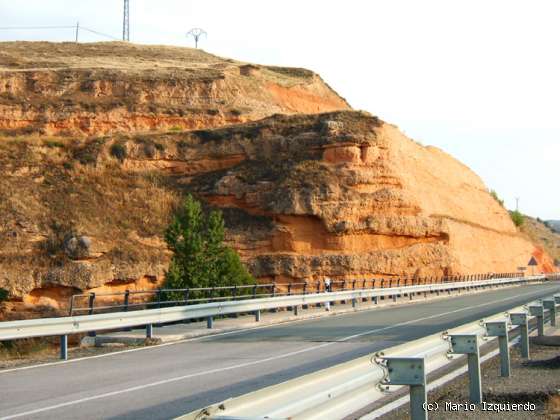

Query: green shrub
[0,288,9,303]
[72,138,105,165]
[490,190,504,207]
[44,139,64,148]
[510,210,524,227]
[110,143,127,161]
[161,194,253,302]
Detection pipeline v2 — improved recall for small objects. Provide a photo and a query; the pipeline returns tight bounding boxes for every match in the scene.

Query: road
[1,282,559,420]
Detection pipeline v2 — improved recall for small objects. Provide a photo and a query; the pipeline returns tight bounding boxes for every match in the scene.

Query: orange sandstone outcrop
[0,42,349,136]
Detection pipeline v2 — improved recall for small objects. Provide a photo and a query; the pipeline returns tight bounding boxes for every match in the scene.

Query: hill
[0,42,555,316]
[521,216,560,269]
[0,42,349,136]
[545,220,560,233]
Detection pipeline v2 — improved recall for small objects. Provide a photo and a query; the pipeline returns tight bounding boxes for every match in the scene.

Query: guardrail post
[381,357,427,420]
[352,297,357,308]
[303,282,308,309]
[361,279,368,302]
[316,282,321,308]
[449,334,482,403]
[529,305,545,336]
[207,316,213,329]
[294,305,299,316]
[87,293,96,337]
[509,313,530,359]
[255,310,261,322]
[373,279,381,302]
[543,299,557,326]
[124,290,130,311]
[146,324,153,339]
[287,282,293,311]
[232,286,239,318]
[271,283,278,313]
[485,321,510,377]
[60,335,68,360]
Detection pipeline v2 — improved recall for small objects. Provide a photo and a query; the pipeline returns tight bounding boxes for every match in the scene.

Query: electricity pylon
[123,0,130,41]
[187,28,207,48]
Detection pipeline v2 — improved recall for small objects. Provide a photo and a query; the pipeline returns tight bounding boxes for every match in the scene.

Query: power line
[0,26,75,30]
[81,26,120,41]
[0,24,119,41]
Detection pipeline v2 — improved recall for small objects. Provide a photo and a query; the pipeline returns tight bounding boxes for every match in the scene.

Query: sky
[1,0,559,219]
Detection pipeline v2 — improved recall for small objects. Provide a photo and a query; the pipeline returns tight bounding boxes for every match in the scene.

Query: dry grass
[0,41,227,71]
[0,136,178,276]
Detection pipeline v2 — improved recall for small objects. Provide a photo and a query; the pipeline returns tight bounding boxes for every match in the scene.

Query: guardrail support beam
[509,313,530,359]
[146,323,153,339]
[254,310,261,322]
[293,305,299,316]
[485,321,510,377]
[382,357,427,420]
[449,334,482,403]
[529,305,545,336]
[543,300,557,327]
[60,334,68,360]
[207,316,213,329]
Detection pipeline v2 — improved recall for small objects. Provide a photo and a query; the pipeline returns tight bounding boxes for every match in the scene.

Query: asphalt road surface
[1,282,559,420]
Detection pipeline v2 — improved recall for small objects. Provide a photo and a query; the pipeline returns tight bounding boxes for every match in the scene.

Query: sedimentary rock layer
[0,42,349,136]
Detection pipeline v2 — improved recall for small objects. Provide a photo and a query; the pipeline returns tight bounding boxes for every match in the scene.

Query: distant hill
[521,217,560,266]
[545,220,560,233]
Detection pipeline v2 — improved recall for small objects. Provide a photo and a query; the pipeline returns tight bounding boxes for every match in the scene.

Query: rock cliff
[0,42,349,136]
[0,42,554,317]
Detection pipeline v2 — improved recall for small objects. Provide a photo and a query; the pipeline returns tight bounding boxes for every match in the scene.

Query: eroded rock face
[162,111,552,281]
[0,111,555,313]
[0,42,349,136]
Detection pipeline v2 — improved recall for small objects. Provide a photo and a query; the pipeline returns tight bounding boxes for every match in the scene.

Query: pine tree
[161,194,253,302]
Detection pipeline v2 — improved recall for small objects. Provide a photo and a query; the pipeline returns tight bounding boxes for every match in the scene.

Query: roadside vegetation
[489,189,524,227]
[161,194,253,302]
[510,210,525,227]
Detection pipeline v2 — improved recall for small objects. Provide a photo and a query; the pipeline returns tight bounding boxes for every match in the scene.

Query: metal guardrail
[0,275,549,363]
[68,273,523,316]
[180,276,560,420]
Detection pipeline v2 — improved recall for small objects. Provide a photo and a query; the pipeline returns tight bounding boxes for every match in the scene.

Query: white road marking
[2,283,553,376]
[1,285,556,419]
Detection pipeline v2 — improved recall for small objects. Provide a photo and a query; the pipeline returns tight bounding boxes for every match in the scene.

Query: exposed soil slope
[0,42,349,136]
